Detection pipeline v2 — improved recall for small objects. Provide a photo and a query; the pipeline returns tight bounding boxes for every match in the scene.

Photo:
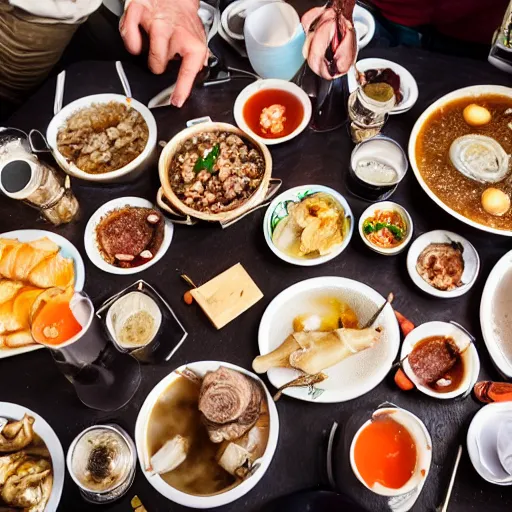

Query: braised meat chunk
[96,206,164,268]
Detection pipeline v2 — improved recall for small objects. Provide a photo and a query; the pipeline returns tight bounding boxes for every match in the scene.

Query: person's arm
[120,0,207,107]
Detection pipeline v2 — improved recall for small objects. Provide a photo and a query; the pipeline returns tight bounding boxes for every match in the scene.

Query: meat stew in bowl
[169,131,266,214]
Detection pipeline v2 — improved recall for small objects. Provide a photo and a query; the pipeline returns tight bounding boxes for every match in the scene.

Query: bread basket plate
[258,277,400,403]
[0,229,85,359]
[0,401,65,511]
[135,360,279,509]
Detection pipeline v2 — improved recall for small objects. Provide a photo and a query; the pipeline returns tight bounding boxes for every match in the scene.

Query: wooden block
[190,263,263,329]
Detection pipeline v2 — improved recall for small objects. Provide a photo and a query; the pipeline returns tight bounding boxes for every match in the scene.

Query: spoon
[53,70,66,116]
[362,292,394,329]
[115,61,132,99]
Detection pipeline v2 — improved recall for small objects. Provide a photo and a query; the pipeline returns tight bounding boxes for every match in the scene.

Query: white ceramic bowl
[358,201,413,255]
[348,58,418,114]
[350,407,432,497]
[353,4,376,49]
[401,321,480,400]
[0,229,85,359]
[84,197,173,275]
[258,276,400,403]
[408,85,512,236]
[0,402,65,512]
[46,94,157,183]
[467,402,512,485]
[135,360,279,509]
[406,230,480,298]
[263,185,353,266]
[234,79,312,146]
[480,249,512,378]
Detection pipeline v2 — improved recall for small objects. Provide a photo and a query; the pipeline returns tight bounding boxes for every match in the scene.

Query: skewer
[437,445,463,512]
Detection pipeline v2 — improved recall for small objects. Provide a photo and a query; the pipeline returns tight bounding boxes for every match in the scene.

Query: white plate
[348,58,418,114]
[0,402,65,511]
[358,201,413,256]
[263,185,353,266]
[0,229,85,359]
[408,85,512,236]
[401,321,480,400]
[233,79,312,145]
[467,402,512,485]
[84,197,173,275]
[258,277,400,403]
[353,4,376,49]
[406,230,479,298]
[135,360,279,509]
[480,249,512,378]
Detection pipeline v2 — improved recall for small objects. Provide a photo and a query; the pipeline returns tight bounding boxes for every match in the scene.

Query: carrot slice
[394,368,415,391]
[394,310,415,337]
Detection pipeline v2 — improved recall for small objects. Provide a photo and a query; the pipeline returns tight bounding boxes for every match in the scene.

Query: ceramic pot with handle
[157,117,273,224]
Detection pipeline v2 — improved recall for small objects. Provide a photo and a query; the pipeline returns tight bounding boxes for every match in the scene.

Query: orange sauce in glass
[354,415,417,489]
[242,89,304,139]
[32,300,82,346]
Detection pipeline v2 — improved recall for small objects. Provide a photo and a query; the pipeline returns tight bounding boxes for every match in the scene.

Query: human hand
[301,4,357,80]
[120,0,208,107]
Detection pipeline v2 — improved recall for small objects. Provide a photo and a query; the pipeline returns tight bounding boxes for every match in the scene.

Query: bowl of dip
[234,79,312,146]
[350,407,432,497]
[359,201,413,255]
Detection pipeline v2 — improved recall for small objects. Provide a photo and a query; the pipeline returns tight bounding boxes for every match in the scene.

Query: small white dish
[0,229,86,359]
[353,4,376,49]
[258,276,400,403]
[350,407,432,497]
[135,360,279,509]
[234,79,312,146]
[401,321,480,400]
[263,185,353,266]
[45,94,157,183]
[348,58,419,114]
[358,201,413,256]
[406,230,480,298]
[0,402,65,511]
[467,402,512,485]
[84,197,173,275]
[480,249,512,378]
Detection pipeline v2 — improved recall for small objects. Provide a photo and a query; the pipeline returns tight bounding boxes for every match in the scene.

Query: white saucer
[84,197,173,275]
[348,58,419,114]
[406,230,480,298]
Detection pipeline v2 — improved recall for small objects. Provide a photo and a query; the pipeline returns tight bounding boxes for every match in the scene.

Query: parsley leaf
[194,144,220,173]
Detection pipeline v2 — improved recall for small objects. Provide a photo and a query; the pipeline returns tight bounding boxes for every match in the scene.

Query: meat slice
[198,367,263,443]
[408,337,459,383]
[96,207,163,264]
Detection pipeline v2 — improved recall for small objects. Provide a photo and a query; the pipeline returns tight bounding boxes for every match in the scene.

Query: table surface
[3,18,512,512]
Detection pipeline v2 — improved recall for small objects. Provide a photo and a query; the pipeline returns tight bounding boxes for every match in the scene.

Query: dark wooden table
[3,21,512,512]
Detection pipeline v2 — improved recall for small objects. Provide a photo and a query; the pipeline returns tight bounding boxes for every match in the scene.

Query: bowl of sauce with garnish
[350,407,432,497]
[234,79,312,145]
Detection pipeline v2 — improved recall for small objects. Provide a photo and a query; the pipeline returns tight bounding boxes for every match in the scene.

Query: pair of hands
[119,0,356,106]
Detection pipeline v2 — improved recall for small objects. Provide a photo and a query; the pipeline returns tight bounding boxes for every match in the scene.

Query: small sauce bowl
[358,201,413,255]
[401,321,480,400]
[350,407,432,497]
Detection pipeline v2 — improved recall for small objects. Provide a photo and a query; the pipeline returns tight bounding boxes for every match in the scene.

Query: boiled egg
[481,187,510,216]
[463,104,492,127]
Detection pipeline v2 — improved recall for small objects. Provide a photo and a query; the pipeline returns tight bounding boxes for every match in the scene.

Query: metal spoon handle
[54,70,66,115]
[363,292,394,329]
[116,61,132,98]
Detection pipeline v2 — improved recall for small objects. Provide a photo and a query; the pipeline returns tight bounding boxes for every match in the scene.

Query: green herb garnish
[194,144,220,173]
[363,220,404,241]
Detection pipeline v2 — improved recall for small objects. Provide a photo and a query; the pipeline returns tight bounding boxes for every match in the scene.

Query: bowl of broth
[408,85,512,236]
[135,361,279,508]
[234,79,312,145]
[350,407,432,497]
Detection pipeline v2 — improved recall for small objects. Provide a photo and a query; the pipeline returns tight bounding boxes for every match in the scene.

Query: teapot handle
[28,129,51,154]
[156,188,198,225]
